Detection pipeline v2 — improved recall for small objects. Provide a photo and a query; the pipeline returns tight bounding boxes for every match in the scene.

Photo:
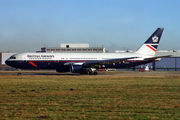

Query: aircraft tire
[17,73,21,76]
[94,71,98,75]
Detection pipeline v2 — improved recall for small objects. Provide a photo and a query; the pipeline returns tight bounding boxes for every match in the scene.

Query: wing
[83,57,137,67]
[64,57,137,67]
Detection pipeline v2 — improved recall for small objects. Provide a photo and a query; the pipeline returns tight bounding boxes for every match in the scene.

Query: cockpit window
[9,56,16,59]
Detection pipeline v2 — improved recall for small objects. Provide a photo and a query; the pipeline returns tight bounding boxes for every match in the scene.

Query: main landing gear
[88,68,98,75]
[79,68,98,75]
[17,72,21,75]
[89,71,98,75]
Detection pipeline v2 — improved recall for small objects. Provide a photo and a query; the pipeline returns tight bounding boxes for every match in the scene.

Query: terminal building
[37,43,106,53]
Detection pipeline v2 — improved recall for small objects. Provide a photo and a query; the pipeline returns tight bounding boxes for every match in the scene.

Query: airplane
[5,28,170,75]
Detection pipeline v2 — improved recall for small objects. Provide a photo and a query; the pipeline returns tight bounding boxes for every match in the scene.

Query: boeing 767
[5,28,170,75]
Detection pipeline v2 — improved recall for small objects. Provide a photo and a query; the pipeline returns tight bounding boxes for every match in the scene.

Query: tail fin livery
[135,28,164,56]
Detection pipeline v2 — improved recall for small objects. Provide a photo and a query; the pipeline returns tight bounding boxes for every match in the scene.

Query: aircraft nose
[5,59,13,67]
[5,59,10,65]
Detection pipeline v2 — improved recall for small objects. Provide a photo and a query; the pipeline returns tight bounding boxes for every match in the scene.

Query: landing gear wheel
[17,69,21,76]
[88,71,98,75]
[94,71,98,75]
[17,73,21,75]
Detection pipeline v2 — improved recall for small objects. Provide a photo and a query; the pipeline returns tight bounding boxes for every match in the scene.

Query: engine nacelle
[56,66,70,72]
[70,65,87,73]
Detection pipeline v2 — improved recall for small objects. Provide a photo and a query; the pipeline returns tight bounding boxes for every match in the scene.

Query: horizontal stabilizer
[144,55,172,60]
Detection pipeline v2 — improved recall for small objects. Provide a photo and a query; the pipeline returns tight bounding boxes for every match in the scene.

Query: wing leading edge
[64,57,137,67]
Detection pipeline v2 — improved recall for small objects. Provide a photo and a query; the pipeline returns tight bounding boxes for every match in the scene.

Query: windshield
[9,56,16,59]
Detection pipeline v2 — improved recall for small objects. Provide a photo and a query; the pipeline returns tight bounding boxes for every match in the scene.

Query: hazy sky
[0,0,180,52]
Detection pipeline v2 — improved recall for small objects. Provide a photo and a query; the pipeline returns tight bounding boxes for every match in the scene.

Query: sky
[0,0,180,53]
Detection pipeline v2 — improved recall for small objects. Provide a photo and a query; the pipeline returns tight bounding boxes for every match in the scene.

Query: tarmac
[0,70,180,77]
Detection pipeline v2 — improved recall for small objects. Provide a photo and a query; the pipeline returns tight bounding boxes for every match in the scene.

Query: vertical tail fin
[135,28,164,56]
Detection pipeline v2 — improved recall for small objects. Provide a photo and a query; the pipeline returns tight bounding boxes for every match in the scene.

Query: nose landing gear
[17,69,21,75]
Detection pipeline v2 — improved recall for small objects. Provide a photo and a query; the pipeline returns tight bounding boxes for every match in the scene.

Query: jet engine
[70,64,87,73]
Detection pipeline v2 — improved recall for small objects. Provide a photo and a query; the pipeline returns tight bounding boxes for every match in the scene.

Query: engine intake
[70,65,87,73]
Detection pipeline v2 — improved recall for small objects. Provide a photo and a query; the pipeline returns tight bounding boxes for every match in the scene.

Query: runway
[0,71,180,77]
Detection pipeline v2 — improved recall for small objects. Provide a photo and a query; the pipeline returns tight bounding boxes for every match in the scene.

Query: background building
[37,43,105,53]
